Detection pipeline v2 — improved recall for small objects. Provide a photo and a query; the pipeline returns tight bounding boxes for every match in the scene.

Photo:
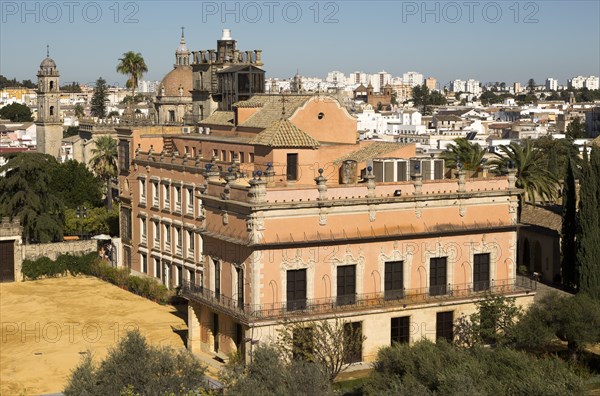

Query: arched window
[49,106,54,116]
[49,81,54,91]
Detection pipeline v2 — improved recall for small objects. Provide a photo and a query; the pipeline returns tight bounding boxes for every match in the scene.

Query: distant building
[451,80,466,93]
[402,71,424,87]
[326,70,346,86]
[513,82,522,94]
[35,48,62,158]
[545,78,558,91]
[425,77,437,91]
[584,76,599,90]
[465,79,481,96]
[568,76,586,89]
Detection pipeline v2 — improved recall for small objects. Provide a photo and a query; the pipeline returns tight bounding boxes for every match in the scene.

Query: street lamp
[76,206,87,239]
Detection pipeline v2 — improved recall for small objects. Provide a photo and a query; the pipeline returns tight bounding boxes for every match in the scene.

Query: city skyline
[1,1,599,86]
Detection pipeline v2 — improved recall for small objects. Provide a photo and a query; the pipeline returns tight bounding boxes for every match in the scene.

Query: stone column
[365,165,376,198]
[314,168,328,201]
[187,302,202,354]
[412,173,423,195]
[507,169,517,189]
[248,172,267,204]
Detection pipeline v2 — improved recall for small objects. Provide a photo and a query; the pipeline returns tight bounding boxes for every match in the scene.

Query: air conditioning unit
[181,127,191,134]
[205,127,211,135]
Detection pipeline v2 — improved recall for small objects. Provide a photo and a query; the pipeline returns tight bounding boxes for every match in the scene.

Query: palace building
[117,88,535,363]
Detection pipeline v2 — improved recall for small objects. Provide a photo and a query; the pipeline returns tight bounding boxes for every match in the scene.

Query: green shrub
[22,256,66,280]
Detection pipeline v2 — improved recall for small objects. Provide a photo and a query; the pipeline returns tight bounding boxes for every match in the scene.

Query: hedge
[21,254,172,304]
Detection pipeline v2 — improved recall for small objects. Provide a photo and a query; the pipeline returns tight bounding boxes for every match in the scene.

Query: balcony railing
[180,278,536,324]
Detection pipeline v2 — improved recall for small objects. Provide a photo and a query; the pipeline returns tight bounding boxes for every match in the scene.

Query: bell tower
[36,45,62,157]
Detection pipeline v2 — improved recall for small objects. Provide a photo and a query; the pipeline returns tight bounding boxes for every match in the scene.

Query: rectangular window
[120,207,132,242]
[337,265,356,306]
[187,230,194,257]
[189,269,195,287]
[391,316,410,344]
[214,260,221,298]
[177,265,183,287]
[286,153,298,181]
[163,184,170,209]
[152,182,159,207]
[230,151,235,162]
[186,187,194,214]
[436,311,454,343]
[343,322,362,364]
[249,153,255,163]
[154,258,161,278]
[429,257,447,296]
[141,253,147,273]
[153,221,160,245]
[384,261,404,300]
[473,253,490,291]
[140,218,147,244]
[164,224,171,251]
[175,186,182,212]
[287,269,307,311]
[221,150,227,161]
[118,140,130,172]
[213,313,219,352]
[239,152,245,163]
[175,227,182,255]
[237,267,244,308]
[139,179,146,203]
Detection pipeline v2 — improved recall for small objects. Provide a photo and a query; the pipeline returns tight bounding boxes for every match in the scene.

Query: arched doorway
[534,241,543,274]
[523,238,531,271]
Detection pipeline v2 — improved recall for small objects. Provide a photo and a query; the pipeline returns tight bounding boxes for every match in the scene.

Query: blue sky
[1,1,599,87]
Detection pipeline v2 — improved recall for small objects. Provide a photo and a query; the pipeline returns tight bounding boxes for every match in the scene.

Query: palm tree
[73,103,84,119]
[116,51,148,100]
[489,141,558,209]
[440,138,486,174]
[90,136,118,210]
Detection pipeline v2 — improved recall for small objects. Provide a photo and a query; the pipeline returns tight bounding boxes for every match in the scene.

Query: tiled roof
[334,141,409,165]
[434,115,463,122]
[248,119,320,149]
[520,204,562,232]
[200,111,235,126]
[238,94,315,128]
[592,135,600,147]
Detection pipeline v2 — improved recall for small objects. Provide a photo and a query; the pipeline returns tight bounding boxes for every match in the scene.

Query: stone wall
[22,240,98,261]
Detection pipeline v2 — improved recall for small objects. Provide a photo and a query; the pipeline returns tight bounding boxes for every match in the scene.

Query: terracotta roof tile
[520,204,562,232]
[248,119,320,149]
[201,111,235,126]
[238,94,315,129]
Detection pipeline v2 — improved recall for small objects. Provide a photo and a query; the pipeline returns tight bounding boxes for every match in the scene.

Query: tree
[63,126,79,138]
[412,84,446,115]
[532,136,580,180]
[576,146,600,299]
[116,51,148,99]
[489,141,559,208]
[439,138,486,173]
[0,153,64,243]
[64,330,208,395]
[65,206,119,237]
[222,345,333,396]
[0,102,33,122]
[90,77,108,118]
[454,294,523,348]
[61,82,81,93]
[566,116,586,139]
[512,293,600,361]
[73,103,85,119]
[49,160,103,209]
[275,317,365,381]
[89,136,118,210]
[561,159,578,289]
[364,339,583,396]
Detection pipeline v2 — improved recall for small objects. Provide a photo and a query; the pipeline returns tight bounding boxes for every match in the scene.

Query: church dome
[40,57,57,68]
[158,65,192,97]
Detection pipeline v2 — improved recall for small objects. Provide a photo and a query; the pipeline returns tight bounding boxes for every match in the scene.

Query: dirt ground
[0,276,188,395]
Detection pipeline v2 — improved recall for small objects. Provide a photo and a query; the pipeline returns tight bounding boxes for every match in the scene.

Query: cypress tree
[576,146,600,299]
[561,159,577,288]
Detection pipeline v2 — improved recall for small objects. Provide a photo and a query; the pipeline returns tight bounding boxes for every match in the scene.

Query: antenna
[180,26,185,38]
[46,44,50,57]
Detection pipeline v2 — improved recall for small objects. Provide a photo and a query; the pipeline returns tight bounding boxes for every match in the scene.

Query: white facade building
[545,78,558,91]
[402,71,424,87]
[585,76,599,90]
[350,71,369,85]
[326,71,347,86]
[466,79,482,95]
[451,79,466,92]
[569,76,586,89]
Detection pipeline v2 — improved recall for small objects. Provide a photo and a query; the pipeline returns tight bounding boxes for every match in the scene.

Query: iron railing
[181,278,536,323]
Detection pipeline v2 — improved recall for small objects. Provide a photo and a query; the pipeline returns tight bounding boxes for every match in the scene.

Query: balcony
[181,277,536,325]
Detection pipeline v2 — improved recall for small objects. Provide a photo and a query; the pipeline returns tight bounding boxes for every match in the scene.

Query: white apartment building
[326,71,347,85]
[545,78,558,91]
[138,80,161,93]
[569,76,586,89]
[466,79,482,95]
[451,79,466,92]
[350,71,369,85]
[584,76,599,90]
[402,71,424,87]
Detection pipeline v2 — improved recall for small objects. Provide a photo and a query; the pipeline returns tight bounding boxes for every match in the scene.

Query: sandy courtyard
[0,276,188,395]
